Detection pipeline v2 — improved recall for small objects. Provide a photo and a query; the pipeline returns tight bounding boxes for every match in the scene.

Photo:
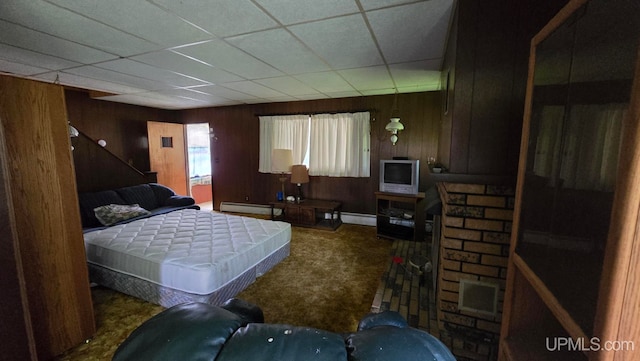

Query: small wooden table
[269,199,342,230]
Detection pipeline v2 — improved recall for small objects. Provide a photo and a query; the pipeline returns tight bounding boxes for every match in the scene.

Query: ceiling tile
[0,0,158,56]
[294,94,330,101]
[99,92,194,109]
[0,20,117,64]
[188,84,262,102]
[0,0,453,109]
[226,28,330,75]
[254,76,321,96]
[389,60,442,87]
[64,65,167,91]
[326,90,363,98]
[359,0,423,11]
[96,59,209,88]
[337,66,394,91]
[255,0,360,25]
[367,0,454,63]
[150,0,277,37]
[0,43,80,72]
[132,51,243,84]
[33,71,143,95]
[221,81,288,98]
[174,39,283,79]
[0,59,50,76]
[294,71,356,93]
[46,0,212,48]
[289,14,384,69]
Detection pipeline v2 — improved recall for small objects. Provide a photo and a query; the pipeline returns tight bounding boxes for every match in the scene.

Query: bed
[83,209,291,307]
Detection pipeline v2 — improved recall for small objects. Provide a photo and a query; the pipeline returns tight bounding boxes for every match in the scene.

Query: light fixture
[290,164,309,203]
[97,139,107,147]
[68,124,79,138]
[385,117,404,145]
[271,149,293,201]
[385,91,404,145]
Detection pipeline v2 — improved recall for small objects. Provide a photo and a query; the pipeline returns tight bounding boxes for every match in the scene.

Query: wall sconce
[97,139,107,147]
[68,124,79,138]
[385,117,404,145]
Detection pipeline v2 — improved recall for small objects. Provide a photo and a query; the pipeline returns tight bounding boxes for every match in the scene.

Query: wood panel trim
[512,254,588,341]
[0,75,95,359]
[594,45,640,361]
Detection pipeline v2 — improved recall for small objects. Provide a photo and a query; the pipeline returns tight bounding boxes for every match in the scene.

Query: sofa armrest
[165,195,196,207]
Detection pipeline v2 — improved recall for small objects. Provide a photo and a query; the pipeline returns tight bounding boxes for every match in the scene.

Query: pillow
[94,204,150,226]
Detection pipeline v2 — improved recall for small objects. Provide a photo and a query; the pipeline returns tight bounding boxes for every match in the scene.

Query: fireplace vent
[458,279,499,316]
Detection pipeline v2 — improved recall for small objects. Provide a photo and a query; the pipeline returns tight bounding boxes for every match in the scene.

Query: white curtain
[559,104,625,191]
[309,112,370,177]
[258,114,309,173]
[532,106,565,180]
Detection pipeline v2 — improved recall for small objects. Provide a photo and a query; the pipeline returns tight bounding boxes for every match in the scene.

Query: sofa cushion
[112,303,244,361]
[346,326,456,361]
[216,323,347,361]
[94,204,150,226]
[115,184,159,211]
[78,190,127,228]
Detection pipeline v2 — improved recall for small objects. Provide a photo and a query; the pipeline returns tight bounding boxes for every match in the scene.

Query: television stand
[375,192,426,242]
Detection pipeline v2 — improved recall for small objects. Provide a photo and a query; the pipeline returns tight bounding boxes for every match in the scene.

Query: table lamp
[290,164,309,203]
[271,149,293,201]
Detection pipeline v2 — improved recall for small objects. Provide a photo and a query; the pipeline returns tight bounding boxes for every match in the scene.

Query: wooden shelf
[375,192,425,242]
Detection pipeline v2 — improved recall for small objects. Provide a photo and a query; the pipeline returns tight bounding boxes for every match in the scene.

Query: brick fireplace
[434,182,514,361]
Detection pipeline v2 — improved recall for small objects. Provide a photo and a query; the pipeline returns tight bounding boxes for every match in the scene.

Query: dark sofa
[78,183,199,231]
[113,299,456,361]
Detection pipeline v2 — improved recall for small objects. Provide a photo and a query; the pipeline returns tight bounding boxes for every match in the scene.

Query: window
[259,112,370,177]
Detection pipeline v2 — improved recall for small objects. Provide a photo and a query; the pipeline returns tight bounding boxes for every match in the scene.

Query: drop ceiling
[0,0,455,110]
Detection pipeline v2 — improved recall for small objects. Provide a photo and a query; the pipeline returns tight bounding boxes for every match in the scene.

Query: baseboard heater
[219,202,275,215]
[219,202,375,226]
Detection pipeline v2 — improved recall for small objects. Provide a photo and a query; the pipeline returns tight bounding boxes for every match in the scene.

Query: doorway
[186,123,212,209]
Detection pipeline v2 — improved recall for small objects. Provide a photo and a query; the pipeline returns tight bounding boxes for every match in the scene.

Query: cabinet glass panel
[516,0,639,335]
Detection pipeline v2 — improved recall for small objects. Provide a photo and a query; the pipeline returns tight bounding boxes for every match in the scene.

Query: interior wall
[179,92,442,214]
[65,90,178,173]
[439,0,568,176]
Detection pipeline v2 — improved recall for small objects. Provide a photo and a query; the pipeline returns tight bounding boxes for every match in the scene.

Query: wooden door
[147,121,188,195]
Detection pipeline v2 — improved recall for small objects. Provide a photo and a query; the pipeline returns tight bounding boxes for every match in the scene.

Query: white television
[379,159,420,195]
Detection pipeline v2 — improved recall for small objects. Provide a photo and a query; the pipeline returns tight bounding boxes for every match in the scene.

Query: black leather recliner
[113,299,456,361]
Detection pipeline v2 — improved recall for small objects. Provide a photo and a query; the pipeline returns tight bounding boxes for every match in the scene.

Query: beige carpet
[56,223,392,360]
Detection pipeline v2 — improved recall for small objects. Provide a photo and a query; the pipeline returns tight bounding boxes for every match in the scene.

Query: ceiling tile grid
[0,0,455,109]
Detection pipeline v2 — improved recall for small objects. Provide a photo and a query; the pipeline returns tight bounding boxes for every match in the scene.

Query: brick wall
[435,182,515,361]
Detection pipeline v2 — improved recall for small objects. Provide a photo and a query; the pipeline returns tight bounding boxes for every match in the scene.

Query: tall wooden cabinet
[499,0,640,360]
[0,75,95,360]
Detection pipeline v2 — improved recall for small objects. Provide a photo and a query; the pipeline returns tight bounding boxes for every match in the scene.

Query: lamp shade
[385,117,404,134]
[290,165,309,184]
[271,149,293,173]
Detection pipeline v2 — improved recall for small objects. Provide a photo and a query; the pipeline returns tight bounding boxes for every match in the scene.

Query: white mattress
[84,209,291,295]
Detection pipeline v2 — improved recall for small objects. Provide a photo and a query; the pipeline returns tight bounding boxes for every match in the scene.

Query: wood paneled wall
[65,90,178,177]
[180,92,441,213]
[439,0,567,176]
[0,76,95,360]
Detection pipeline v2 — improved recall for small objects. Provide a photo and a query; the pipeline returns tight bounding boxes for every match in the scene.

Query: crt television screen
[384,163,413,184]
